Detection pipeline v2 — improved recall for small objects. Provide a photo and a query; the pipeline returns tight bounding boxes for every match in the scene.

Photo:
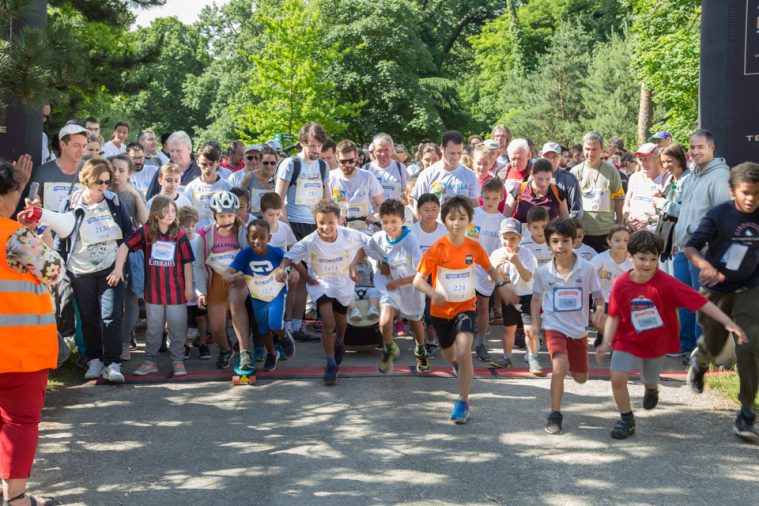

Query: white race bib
[79,210,122,246]
[194,191,215,219]
[311,253,346,279]
[436,266,475,303]
[205,249,239,274]
[295,178,323,206]
[249,188,269,213]
[344,203,367,230]
[722,243,749,271]
[381,181,401,199]
[150,240,176,263]
[631,307,664,332]
[552,287,583,312]
[388,257,413,280]
[43,182,83,211]
[582,189,611,212]
[245,272,285,302]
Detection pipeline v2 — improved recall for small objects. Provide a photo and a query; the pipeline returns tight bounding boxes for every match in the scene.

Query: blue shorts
[251,291,286,335]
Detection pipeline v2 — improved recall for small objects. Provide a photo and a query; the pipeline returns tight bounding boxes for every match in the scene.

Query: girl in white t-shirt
[590,225,632,347]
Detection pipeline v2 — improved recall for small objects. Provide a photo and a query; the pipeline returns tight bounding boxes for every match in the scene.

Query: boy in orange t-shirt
[414,196,518,424]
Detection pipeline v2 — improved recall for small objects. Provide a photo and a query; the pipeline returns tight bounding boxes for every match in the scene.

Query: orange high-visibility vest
[0,218,57,373]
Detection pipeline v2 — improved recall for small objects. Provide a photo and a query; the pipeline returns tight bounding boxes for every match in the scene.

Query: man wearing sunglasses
[328,139,384,236]
[227,144,262,188]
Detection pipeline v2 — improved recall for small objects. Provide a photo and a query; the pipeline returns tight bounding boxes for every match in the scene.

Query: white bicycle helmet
[210,191,240,213]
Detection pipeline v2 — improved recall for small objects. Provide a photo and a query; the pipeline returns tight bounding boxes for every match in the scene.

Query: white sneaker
[349,306,363,323]
[367,305,380,321]
[84,358,104,380]
[102,362,125,383]
[120,343,131,362]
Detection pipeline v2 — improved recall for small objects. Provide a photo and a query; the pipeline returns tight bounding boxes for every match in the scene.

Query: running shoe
[490,356,512,368]
[172,361,187,377]
[324,358,338,386]
[475,343,491,362]
[449,399,469,424]
[528,353,543,375]
[349,306,363,323]
[120,344,131,362]
[610,417,636,439]
[183,345,192,360]
[642,387,659,410]
[545,411,563,435]
[733,412,759,441]
[263,353,278,372]
[292,329,310,342]
[334,337,345,366]
[416,352,431,373]
[275,343,287,360]
[216,349,234,369]
[688,349,706,394]
[378,341,399,374]
[367,305,380,322]
[281,329,296,359]
[133,360,158,376]
[84,358,104,380]
[238,350,255,373]
[102,362,125,383]
[198,345,211,360]
[254,345,266,362]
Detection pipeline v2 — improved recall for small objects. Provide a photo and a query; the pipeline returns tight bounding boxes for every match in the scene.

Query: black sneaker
[216,349,234,369]
[334,337,345,366]
[643,387,659,410]
[611,417,636,439]
[183,345,192,360]
[263,353,278,372]
[280,329,296,359]
[130,335,138,351]
[688,350,707,393]
[198,345,211,360]
[545,411,563,435]
[324,359,338,386]
[475,343,491,362]
[733,412,759,441]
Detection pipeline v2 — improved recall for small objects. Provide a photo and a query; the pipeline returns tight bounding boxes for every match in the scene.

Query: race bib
[582,189,611,212]
[344,203,367,230]
[388,257,413,280]
[43,182,83,211]
[150,240,176,263]
[295,177,323,206]
[311,253,347,279]
[552,287,583,312]
[381,181,401,199]
[79,210,122,246]
[205,249,239,274]
[722,243,749,271]
[436,266,475,303]
[249,188,268,213]
[194,191,215,219]
[245,272,285,302]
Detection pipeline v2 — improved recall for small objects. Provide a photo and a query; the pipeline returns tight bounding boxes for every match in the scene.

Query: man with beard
[127,142,158,199]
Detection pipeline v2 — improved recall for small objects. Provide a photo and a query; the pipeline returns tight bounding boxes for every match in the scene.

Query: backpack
[513,181,562,212]
[362,161,406,194]
[281,156,329,189]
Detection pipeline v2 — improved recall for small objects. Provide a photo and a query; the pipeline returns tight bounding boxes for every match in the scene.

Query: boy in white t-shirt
[530,218,604,435]
[469,178,508,362]
[146,163,192,211]
[573,219,599,261]
[490,218,539,371]
[520,206,552,266]
[277,200,367,385]
[353,199,430,373]
[184,145,233,229]
[590,225,632,348]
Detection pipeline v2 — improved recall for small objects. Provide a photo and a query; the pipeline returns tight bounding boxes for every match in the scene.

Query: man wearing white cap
[623,143,665,231]
[541,142,583,220]
[227,144,262,187]
[21,124,89,213]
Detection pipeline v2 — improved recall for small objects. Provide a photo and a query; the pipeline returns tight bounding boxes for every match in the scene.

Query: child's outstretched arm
[683,246,725,287]
[595,315,619,364]
[413,273,444,304]
[699,301,748,344]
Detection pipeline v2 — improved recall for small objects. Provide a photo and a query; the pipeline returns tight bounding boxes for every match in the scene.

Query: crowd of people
[1,116,757,505]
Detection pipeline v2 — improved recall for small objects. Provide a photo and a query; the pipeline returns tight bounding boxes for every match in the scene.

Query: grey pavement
[32,334,759,505]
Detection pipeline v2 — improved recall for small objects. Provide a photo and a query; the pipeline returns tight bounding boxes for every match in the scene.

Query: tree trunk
[637,84,652,146]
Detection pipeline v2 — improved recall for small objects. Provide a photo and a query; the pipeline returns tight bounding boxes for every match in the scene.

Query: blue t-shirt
[231,245,287,294]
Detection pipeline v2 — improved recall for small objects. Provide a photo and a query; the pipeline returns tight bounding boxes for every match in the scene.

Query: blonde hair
[159,162,182,180]
[79,157,113,187]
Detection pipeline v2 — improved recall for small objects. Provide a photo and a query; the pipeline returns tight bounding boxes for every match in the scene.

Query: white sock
[292,319,302,331]
[284,320,291,331]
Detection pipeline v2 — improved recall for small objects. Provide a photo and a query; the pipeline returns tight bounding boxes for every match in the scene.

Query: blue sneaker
[324,358,338,386]
[280,329,296,359]
[449,399,469,424]
[254,345,266,362]
[275,343,287,361]
[334,337,345,366]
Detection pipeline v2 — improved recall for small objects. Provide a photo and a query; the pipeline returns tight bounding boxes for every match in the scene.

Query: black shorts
[290,222,317,241]
[501,294,533,327]
[316,295,348,315]
[431,311,476,349]
[188,305,207,318]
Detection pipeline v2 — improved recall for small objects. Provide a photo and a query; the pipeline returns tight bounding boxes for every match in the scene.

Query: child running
[352,199,430,374]
[596,230,746,439]
[590,225,632,348]
[530,218,604,435]
[107,196,195,376]
[413,196,518,424]
[227,219,297,372]
[489,218,539,371]
[276,200,368,385]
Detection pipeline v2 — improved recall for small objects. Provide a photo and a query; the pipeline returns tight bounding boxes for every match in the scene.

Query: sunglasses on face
[338,158,356,165]
[95,179,110,186]
[261,161,277,166]
[246,155,260,160]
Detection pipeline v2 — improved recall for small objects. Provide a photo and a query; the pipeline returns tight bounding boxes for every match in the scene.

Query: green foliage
[234,0,361,143]
[629,0,700,142]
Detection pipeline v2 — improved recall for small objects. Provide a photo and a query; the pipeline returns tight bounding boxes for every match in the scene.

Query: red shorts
[544,330,589,374]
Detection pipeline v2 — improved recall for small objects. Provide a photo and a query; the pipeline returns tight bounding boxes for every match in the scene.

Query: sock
[292,319,302,331]
[475,333,486,346]
[621,411,635,423]
[284,320,291,331]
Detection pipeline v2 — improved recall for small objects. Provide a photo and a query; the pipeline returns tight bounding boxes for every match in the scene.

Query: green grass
[47,350,85,391]
[706,366,759,411]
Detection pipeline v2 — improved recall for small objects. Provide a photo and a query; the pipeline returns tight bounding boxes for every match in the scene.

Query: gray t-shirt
[68,199,120,275]
[28,160,83,211]
[117,190,139,228]
[277,156,328,224]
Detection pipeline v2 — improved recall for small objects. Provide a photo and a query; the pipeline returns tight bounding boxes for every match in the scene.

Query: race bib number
[552,287,583,312]
[381,181,401,199]
[311,253,347,279]
[630,297,664,332]
[150,240,176,263]
[295,178,323,206]
[205,249,239,274]
[194,191,215,219]
[436,266,475,303]
[79,211,122,246]
[388,257,413,280]
[245,272,285,302]
[249,188,268,213]
[343,203,367,230]
[582,189,611,212]
[43,182,83,211]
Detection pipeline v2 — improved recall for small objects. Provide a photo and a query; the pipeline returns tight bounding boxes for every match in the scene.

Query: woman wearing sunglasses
[240,146,279,215]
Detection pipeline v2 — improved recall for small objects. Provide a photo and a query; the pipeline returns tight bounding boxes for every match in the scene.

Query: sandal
[4,491,59,506]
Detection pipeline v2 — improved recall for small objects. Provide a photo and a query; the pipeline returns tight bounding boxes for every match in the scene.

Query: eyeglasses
[338,158,356,165]
[95,179,110,186]
[261,161,277,166]
[246,155,260,160]
[601,156,609,161]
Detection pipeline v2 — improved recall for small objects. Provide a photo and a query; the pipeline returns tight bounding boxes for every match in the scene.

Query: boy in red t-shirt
[595,230,747,439]
[414,196,518,424]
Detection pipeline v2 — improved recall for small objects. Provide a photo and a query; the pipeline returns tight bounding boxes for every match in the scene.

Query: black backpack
[279,156,329,188]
